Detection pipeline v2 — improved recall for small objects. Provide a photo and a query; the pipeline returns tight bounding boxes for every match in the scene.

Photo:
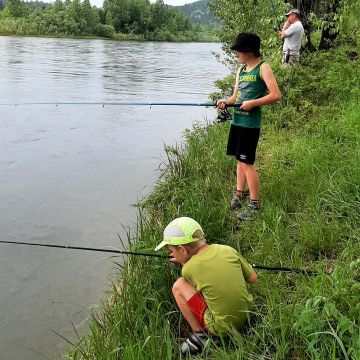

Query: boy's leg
[172,277,203,332]
[230,161,248,210]
[173,278,210,356]
[236,161,247,194]
[238,162,260,220]
[240,162,259,203]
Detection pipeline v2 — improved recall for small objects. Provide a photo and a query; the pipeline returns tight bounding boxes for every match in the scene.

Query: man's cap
[154,217,203,251]
[230,32,261,56]
[285,9,300,16]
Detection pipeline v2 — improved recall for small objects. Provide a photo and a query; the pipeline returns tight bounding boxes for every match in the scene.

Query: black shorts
[226,124,260,164]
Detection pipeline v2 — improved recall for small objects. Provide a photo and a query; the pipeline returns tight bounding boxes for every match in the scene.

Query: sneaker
[237,201,260,221]
[230,191,248,210]
[180,331,209,356]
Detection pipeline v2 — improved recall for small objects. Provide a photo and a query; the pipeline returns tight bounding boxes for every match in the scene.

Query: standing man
[279,9,304,66]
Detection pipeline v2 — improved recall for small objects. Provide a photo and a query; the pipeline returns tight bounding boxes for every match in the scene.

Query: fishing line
[0,240,317,275]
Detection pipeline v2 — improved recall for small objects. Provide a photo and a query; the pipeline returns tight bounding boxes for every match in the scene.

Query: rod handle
[214,102,242,108]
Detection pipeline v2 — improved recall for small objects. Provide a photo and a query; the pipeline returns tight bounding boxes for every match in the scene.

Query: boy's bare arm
[246,271,257,284]
[240,63,281,111]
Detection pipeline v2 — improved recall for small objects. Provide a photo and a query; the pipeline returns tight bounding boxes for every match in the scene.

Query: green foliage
[209,0,360,60]
[338,0,360,45]
[1,0,29,18]
[174,0,218,25]
[0,0,99,36]
[209,0,287,58]
[104,0,193,38]
[95,23,115,38]
[0,0,218,41]
[293,260,360,359]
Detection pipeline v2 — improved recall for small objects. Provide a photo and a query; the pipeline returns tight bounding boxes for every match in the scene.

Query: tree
[53,0,64,11]
[149,0,168,31]
[338,0,360,46]
[105,0,131,32]
[209,0,286,56]
[127,0,151,34]
[287,0,341,50]
[81,0,100,34]
[1,0,28,17]
[209,0,358,56]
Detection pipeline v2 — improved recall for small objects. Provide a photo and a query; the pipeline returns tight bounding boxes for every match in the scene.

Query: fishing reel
[217,108,232,123]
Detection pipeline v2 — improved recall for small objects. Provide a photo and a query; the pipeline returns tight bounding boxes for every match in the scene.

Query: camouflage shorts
[282,52,300,66]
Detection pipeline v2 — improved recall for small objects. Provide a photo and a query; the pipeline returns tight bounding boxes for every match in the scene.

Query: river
[0,36,228,359]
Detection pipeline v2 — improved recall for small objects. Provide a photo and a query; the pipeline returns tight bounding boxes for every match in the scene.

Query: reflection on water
[0,36,227,360]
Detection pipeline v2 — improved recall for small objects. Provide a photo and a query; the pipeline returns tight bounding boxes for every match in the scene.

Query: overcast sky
[88,0,199,8]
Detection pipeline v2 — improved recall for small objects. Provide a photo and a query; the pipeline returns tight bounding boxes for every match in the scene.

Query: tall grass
[66,47,359,359]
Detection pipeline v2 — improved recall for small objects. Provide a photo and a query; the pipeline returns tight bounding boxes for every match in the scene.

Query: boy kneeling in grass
[155,217,257,356]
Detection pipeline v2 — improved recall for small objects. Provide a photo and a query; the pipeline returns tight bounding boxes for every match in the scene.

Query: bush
[95,23,115,38]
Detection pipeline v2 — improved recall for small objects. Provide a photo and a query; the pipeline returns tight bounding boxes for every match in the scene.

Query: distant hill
[174,0,218,25]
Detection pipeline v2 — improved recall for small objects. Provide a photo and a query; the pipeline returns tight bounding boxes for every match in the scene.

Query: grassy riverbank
[67,48,359,359]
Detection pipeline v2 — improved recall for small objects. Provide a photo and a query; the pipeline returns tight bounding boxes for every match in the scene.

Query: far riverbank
[0,31,219,42]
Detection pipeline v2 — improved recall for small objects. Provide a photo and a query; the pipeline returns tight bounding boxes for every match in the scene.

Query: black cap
[230,32,261,57]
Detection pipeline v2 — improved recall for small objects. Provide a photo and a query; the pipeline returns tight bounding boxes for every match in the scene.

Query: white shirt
[283,21,304,55]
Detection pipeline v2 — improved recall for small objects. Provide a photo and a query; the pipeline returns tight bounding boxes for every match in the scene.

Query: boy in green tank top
[217,33,281,220]
[155,217,257,356]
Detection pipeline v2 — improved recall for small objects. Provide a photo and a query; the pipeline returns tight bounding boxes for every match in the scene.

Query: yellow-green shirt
[181,244,254,336]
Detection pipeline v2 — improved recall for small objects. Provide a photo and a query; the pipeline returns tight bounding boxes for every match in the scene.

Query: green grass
[66,47,360,359]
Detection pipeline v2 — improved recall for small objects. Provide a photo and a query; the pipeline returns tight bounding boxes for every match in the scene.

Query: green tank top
[232,61,268,128]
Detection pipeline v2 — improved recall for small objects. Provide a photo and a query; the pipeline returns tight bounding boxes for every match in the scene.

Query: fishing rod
[0,101,242,108]
[0,240,167,258]
[252,264,316,276]
[0,240,317,275]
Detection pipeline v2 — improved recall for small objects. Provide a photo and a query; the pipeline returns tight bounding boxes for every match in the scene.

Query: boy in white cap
[279,9,304,66]
[155,217,257,356]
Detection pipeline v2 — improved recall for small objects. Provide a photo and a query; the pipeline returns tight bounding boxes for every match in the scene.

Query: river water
[0,37,227,359]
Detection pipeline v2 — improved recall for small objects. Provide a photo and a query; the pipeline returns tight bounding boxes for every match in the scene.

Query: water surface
[0,37,227,359]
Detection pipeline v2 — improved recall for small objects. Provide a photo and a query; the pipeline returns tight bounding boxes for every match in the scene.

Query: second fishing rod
[0,240,318,275]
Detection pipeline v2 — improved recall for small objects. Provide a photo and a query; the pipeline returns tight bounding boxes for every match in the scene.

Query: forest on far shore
[0,0,219,41]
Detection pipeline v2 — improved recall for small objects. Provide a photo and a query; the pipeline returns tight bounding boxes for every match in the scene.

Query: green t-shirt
[232,61,268,128]
[181,244,254,336]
